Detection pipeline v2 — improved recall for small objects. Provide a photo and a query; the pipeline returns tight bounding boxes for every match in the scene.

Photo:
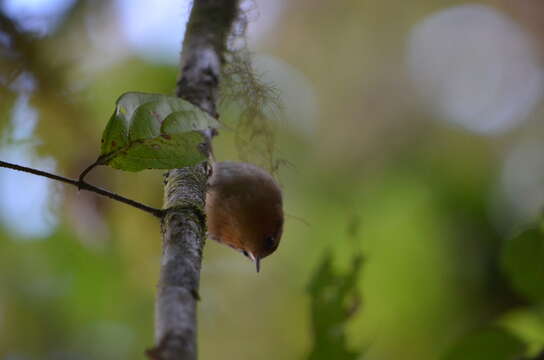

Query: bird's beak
[247,252,261,273]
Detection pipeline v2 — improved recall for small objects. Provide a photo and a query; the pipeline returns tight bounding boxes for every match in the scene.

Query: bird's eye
[242,250,249,257]
[264,236,275,250]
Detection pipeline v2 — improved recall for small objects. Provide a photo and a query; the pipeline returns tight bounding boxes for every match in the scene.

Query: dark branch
[151,0,240,359]
[0,160,165,218]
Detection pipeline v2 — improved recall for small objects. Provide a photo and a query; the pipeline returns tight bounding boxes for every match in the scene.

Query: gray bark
[148,1,240,359]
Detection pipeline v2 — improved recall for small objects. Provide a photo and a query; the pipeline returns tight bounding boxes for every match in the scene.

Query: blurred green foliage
[444,328,526,360]
[306,252,363,360]
[502,227,544,303]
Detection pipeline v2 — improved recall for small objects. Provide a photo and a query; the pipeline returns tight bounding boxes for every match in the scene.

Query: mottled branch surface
[176,0,239,117]
[149,1,240,360]
[151,167,208,360]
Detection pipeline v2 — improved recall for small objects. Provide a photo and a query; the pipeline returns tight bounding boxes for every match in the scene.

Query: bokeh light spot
[0,148,59,240]
[115,0,191,64]
[493,139,544,232]
[253,54,318,137]
[1,0,75,35]
[407,4,544,134]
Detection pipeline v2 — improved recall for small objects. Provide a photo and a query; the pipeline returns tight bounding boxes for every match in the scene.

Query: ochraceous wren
[205,161,284,272]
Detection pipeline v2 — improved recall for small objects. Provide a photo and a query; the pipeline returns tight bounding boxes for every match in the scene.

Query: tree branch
[149,1,240,360]
[0,160,164,218]
[175,0,239,117]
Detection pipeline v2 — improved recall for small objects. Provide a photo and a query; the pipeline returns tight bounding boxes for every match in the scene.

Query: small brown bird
[205,161,284,272]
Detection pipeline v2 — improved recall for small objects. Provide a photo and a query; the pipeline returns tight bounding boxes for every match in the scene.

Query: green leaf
[500,308,544,357]
[99,92,219,172]
[443,328,526,360]
[501,227,544,302]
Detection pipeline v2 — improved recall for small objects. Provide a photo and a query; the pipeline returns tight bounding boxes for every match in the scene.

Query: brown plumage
[205,161,284,272]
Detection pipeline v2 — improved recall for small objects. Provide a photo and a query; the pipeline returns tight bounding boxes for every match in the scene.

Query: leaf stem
[0,160,165,218]
[78,157,103,184]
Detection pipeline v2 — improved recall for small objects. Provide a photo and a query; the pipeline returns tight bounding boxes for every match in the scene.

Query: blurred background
[2,0,544,359]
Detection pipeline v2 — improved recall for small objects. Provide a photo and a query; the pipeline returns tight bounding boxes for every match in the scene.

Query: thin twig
[0,160,165,218]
